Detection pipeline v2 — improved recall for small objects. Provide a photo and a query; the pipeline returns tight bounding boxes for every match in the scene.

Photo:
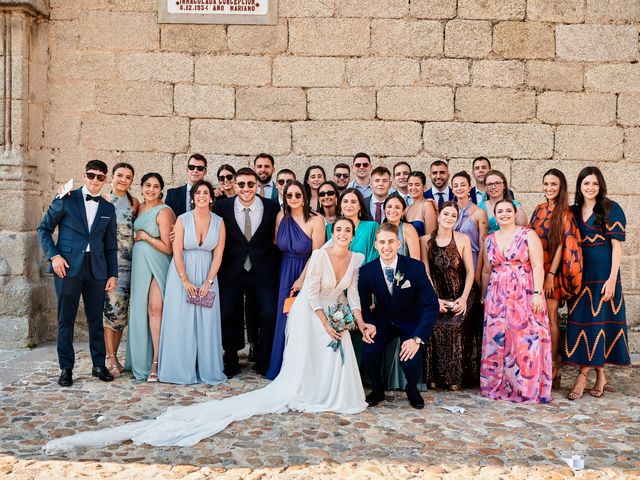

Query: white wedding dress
[45,248,367,454]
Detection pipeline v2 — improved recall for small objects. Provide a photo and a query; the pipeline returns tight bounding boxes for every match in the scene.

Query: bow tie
[85,194,100,202]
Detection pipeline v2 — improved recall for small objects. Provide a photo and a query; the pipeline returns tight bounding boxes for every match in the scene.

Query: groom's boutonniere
[394,271,404,286]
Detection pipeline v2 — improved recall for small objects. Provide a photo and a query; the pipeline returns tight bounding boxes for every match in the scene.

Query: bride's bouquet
[325,303,356,365]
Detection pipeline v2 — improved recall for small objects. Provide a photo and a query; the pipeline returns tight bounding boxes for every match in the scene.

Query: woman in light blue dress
[158,180,227,385]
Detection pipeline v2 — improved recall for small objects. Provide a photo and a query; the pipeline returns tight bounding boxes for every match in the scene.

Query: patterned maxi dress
[480,227,552,403]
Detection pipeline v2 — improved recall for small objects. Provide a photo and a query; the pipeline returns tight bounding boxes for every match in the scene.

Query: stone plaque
[158,0,277,25]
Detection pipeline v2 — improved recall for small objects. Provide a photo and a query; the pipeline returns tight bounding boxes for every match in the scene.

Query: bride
[45,217,376,454]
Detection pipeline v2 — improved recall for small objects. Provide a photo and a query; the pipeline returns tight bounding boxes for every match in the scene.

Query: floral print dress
[480,227,552,404]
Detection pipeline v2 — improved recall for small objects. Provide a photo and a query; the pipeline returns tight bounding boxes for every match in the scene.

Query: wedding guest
[470,157,515,205]
[255,153,278,201]
[383,194,420,260]
[478,170,527,234]
[564,167,629,400]
[347,153,372,197]
[275,168,296,208]
[215,164,236,201]
[479,199,551,404]
[451,171,488,271]
[38,160,118,387]
[103,162,139,378]
[391,161,413,206]
[529,169,582,390]
[405,171,437,237]
[424,161,454,208]
[266,181,325,379]
[332,163,351,194]
[125,173,175,382]
[318,180,339,224]
[364,166,392,223]
[303,165,326,212]
[421,202,478,390]
[158,181,226,385]
[165,154,207,217]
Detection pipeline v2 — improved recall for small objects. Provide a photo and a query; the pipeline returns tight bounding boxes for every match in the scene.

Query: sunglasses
[277,178,294,186]
[354,163,369,168]
[334,173,349,179]
[236,181,256,189]
[285,192,303,200]
[85,172,107,182]
[188,165,206,172]
[218,174,234,182]
[318,190,336,197]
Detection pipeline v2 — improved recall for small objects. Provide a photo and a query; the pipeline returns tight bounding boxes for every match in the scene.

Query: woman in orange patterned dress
[529,169,582,389]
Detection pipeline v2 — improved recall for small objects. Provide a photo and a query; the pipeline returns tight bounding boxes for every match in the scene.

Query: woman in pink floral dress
[479,199,552,404]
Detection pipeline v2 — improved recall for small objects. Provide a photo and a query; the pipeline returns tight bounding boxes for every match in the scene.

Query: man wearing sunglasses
[332,163,351,195]
[212,168,280,378]
[38,160,118,387]
[347,152,373,198]
[254,153,279,201]
[275,169,296,208]
[165,153,208,216]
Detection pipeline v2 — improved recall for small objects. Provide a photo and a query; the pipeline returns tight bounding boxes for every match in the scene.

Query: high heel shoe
[105,354,121,378]
[567,371,587,401]
[147,361,159,382]
[589,375,607,398]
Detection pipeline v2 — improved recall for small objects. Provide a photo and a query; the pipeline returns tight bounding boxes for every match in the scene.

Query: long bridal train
[45,248,367,454]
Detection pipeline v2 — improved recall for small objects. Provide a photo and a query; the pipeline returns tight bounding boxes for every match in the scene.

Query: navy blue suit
[423,188,454,206]
[358,255,438,393]
[165,184,188,217]
[37,188,118,370]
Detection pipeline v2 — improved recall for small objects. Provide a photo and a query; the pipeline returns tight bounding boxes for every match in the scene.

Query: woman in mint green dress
[125,173,175,381]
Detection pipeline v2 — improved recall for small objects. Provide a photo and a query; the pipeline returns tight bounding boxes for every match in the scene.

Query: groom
[358,223,439,409]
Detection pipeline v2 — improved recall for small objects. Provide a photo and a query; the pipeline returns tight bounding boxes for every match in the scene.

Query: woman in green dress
[125,173,175,381]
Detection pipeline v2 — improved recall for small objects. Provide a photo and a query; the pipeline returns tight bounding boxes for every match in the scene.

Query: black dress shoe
[365,390,385,407]
[224,364,241,378]
[405,388,424,409]
[92,366,114,382]
[58,369,73,387]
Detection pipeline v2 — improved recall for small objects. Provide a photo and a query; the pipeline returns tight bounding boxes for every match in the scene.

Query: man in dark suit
[212,168,281,377]
[37,160,118,387]
[358,223,439,409]
[363,166,392,223]
[423,160,454,208]
[165,153,208,216]
[254,153,279,201]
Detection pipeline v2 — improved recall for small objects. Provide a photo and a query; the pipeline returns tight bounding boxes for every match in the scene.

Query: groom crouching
[358,223,438,409]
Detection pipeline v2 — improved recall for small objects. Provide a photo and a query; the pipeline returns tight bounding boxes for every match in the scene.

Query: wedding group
[38,152,630,454]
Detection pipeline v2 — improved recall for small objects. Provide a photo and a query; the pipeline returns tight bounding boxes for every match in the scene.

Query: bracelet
[533,290,542,295]
[547,271,555,276]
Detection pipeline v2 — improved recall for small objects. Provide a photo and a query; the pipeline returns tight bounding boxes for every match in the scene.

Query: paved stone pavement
[0,344,638,479]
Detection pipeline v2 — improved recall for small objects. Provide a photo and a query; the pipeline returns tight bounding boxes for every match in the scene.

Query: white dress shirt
[379,256,399,294]
[81,186,100,252]
[234,196,264,237]
[430,186,451,202]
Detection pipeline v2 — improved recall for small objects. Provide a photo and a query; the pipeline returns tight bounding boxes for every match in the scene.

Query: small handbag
[186,290,216,309]
[283,291,297,314]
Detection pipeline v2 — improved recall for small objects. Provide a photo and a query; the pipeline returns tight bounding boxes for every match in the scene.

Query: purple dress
[266,216,313,379]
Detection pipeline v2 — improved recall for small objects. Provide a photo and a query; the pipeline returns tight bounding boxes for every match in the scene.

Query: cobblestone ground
[0,345,638,479]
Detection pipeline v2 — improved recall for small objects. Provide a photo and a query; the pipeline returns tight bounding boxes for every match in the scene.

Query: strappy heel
[567,371,587,401]
[147,361,159,382]
[105,354,121,378]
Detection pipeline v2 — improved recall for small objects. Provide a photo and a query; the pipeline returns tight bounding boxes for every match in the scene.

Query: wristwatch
[413,336,423,345]
[208,279,214,286]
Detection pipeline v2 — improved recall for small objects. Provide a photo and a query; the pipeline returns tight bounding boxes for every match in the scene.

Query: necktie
[85,194,99,202]
[243,207,252,270]
[384,267,394,291]
[259,184,265,197]
[375,202,382,223]
[436,192,444,208]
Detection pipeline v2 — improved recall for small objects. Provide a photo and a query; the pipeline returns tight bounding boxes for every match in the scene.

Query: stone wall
[7,0,640,348]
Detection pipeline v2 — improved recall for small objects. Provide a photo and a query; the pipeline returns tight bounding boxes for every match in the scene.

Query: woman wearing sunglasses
[215,164,236,200]
[266,181,326,379]
[317,180,339,225]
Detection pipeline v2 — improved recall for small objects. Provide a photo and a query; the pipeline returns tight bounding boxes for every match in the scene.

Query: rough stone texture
[278,0,335,17]
[527,0,584,22]
[586,0,640,21]
[307,88,376,120]
[347,58,420,86]
[371,19,443,57]
[195,56,271,86]
[377,87,454,121]
[493,22,555,59]
[624,128,640,162]
[526,61,583,92]
[585,64,640,93]
[619,94,640,127]
[537,92,617,126]
[174,85,235,119]
[555,126,624,161]
[410,0,457,19]
[556,25,638,62]
[456,87,535,123]
[191,120,292,156]
[95,81,173,116]
[445,20,492,59]
[228,22,289,55]
[79,11,158,51]
[273,57,344,87]
[236,88,307,121]
[160,24,226,54]
[471,60,524,88]
[117,52,193,83]
[289,19,370,56]
[335,0,409,18]
[458,0,525,19]
[421,59,470,86]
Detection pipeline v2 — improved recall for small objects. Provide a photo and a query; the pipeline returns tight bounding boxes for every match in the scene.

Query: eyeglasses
[354,163,369,168]
[285,192,302,200]
[486,181,504,188]
[334,173,349,179]
[188,165,206,172]
[318,190,336,198]
[236,181,256,189]
[85,172,107,182]
[277,178,293,186]
[218,174,234,182]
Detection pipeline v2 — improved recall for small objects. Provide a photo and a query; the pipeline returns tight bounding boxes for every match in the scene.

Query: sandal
[105,354,121,378]
[567,371,588,401]
[589,374,607,398]
[147,361,159,383]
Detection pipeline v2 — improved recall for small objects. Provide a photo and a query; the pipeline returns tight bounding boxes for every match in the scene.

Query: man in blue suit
[423,160,454,208]
[358,223,439,409]
[165,153,208,216]
[38,160,118,387]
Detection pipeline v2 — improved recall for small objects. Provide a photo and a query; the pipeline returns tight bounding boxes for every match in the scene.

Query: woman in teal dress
[478,170,527,234]
[125,173,175,382]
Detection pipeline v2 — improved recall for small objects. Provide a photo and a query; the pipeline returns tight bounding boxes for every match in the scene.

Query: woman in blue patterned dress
[564,167,630,400]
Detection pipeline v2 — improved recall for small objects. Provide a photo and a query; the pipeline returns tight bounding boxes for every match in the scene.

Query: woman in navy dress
[266,181,326,379]
[564,167,630,400]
